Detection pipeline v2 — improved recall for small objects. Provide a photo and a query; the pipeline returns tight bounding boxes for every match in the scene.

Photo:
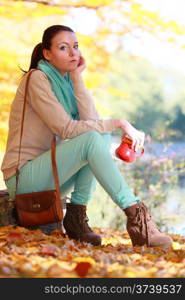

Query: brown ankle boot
[63,203,101,246]
[124,202,172,249]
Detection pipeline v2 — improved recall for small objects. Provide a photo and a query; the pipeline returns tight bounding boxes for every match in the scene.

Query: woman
[1,25,172,249]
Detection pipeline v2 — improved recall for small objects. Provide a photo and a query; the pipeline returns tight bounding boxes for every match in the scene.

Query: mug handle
[135,147,144,158]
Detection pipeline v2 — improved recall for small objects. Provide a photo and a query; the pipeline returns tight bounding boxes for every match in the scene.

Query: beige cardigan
[1,70,118,180]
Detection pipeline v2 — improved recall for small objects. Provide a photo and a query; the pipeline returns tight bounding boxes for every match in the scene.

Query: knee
[81,131,112,152]
[85,131,112,156]
[83,130,102,141]
[85,131,111,146]
[102,133,112,146]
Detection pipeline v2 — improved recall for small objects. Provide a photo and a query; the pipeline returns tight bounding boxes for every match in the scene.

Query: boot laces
[135,203,151,246]
[80,210,92,233]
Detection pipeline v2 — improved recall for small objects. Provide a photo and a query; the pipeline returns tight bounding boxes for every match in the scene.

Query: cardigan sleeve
[28,70,118,140]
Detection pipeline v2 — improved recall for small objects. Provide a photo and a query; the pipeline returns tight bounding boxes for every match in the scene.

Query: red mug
[115,136,144,163]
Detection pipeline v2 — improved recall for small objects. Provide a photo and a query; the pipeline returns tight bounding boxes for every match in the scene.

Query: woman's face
[43,31,80,75]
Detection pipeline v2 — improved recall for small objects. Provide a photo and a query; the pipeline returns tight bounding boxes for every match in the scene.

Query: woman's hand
[118,119,145,151]
[77,55,86,73]
[69,54,86,80]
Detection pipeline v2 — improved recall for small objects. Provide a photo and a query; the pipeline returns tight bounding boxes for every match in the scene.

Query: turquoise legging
[5,131,140,209]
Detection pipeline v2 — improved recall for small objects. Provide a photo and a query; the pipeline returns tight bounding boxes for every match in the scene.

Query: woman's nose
[69,48,76,56]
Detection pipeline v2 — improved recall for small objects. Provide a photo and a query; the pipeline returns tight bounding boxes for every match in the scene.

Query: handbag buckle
[32,203,41,209]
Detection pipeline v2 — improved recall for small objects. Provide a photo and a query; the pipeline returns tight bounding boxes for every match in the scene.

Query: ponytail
[28,43,44,71]
[20,43,44,73]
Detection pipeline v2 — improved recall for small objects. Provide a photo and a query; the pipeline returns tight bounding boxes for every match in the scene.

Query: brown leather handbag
[15,69,63,227]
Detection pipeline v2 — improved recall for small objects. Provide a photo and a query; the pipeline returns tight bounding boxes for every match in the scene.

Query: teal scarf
[37,59,79,120]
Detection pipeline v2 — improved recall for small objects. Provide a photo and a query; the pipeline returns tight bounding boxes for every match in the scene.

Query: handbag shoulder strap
[15,70,62,212]
[15,69,36,191]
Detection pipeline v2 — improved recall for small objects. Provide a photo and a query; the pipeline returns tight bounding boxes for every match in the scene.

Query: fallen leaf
[74,261,92,277]
[40,246,57,257]
[6,232,23,243]
[172,242,182,250]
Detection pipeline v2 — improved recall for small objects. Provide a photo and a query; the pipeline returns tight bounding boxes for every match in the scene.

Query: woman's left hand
[119,119,145,151]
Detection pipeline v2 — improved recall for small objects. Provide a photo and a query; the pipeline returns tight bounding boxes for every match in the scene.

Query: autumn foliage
[0,225,184,278]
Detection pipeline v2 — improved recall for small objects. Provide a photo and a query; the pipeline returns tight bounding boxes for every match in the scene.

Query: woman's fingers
[139,131,145,147]
[129,131,145,151]
[135,131,145,150]
[131,137,137,150]
[134,139,140,152]
[120,120,145,151]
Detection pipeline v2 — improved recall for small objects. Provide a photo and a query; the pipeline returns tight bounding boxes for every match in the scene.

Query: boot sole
[131,236,145,247]
[132,239,172,251]
[65,230,101,246]
[65,230,78,240]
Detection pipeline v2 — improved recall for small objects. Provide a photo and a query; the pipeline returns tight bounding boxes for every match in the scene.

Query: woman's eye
[59,45,79,51]
[60,46,67,50]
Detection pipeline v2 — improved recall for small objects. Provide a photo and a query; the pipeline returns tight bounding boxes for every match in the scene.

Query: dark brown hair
[22,25,74,73]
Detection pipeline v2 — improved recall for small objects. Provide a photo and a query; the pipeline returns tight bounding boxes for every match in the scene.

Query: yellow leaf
[73,257,96,266]
[172,242,182,250]
[102,236,126,246]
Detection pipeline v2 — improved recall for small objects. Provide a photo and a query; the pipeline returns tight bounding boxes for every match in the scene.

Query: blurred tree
[169,105,185,140]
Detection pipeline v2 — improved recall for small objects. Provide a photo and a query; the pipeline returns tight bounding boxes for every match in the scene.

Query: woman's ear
[42,49,50,61]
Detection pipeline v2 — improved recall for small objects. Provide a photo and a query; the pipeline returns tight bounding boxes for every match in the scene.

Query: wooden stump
[0,190,17,226]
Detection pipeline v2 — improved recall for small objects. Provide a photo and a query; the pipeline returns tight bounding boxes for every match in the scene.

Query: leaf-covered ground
[0,226,184,278]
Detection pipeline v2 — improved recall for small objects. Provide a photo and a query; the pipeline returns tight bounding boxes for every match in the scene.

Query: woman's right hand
[118,119,145,151]
[69,53,86,81]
